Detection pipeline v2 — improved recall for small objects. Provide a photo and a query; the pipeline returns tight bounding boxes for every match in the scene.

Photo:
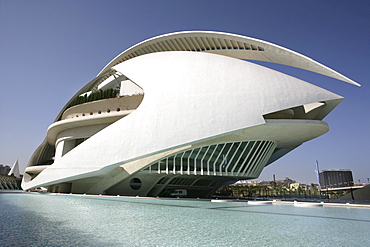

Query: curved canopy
[98,31,360,86]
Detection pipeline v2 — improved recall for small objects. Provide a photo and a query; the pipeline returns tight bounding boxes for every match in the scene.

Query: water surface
[1,193,369,246]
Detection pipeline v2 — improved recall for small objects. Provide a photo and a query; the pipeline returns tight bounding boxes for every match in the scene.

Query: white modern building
[22,31,359,197]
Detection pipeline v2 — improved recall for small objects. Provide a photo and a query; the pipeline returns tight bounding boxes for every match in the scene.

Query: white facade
[22,31,359,197]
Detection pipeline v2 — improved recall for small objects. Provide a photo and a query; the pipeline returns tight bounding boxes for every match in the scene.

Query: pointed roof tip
[342,79,361,87]
[8,159,20,178]
[354,81,361,87]
[336,74,361,87]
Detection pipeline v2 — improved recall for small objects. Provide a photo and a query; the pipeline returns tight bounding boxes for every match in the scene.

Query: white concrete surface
[22,32,359,196]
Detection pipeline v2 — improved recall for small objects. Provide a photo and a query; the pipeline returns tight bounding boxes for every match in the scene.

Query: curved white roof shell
[98,31,360,86]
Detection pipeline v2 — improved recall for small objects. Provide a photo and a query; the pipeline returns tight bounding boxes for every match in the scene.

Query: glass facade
[143,141,277,178]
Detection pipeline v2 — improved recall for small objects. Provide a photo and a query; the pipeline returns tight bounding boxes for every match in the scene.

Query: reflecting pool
[1,193,369,246]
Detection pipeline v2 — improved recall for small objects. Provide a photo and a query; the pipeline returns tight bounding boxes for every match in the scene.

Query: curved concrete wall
[62,94,143,120]
[23,51,342,191]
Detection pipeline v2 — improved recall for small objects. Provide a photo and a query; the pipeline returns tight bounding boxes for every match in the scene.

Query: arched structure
[98,31,359,86]
[22,31,359,197]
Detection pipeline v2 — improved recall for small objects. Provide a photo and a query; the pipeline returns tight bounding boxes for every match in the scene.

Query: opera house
[22,31,359,197]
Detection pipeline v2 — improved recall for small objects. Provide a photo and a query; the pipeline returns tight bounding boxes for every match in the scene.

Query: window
[130,178,142,190]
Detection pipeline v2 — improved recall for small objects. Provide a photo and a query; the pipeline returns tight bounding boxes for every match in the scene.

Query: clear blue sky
[1,0,369,184]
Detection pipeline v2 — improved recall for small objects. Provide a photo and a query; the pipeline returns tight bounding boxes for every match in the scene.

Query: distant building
[279,177,297,188]
[289,182,300,190]
[8,159,20,178]
[0,164,11,175]
[0,174,22,190]
[319,170,354,189]
[235,177,297,188]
